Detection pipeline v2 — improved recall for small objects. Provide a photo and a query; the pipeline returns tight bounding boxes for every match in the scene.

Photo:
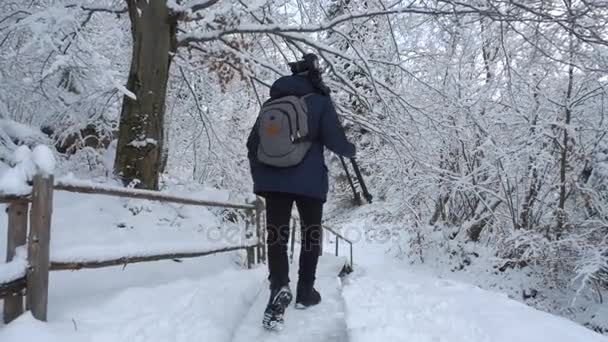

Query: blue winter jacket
[247,74,356,202]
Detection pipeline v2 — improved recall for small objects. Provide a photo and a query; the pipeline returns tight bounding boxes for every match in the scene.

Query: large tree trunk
[556,4,575,239]
[115,0,177,190]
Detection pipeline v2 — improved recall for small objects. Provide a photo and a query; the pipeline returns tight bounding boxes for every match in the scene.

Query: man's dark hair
[289,53,331,96]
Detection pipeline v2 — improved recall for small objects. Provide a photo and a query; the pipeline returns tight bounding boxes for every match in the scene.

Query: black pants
[265,192,323,289]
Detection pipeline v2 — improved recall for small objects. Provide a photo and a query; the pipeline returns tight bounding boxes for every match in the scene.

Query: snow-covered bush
[0,144,56,194]
[0,119,51,165]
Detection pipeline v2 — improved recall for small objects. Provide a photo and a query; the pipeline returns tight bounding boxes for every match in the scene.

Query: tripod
[339,157,373,205]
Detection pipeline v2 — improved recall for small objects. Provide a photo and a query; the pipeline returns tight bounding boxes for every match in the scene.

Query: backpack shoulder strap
[299,93,316,113]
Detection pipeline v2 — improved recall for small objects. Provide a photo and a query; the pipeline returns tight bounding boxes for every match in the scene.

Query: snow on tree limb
[178,7,486,46]
[168,0,222,14]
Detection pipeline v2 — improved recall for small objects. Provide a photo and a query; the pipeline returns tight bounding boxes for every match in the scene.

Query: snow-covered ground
[47,188,249,264]
[342,245,608,342]
[1,176,607,341]
[0,181,261,341]
[2,193,607,341]
[0,182,252,285]
[1,258,265,342]
[325,197,608,337]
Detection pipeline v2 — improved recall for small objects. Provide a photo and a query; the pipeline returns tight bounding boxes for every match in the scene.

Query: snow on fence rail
[49,243,258,271]
[0,277,25,300]
[54,178,257,210]
[0,174,266,325]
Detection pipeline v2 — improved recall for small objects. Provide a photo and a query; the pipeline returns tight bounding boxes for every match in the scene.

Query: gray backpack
[255,95,312,167]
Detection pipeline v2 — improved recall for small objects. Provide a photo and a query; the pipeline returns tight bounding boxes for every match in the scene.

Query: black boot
[262,285,293,330]
[295,282,321,309]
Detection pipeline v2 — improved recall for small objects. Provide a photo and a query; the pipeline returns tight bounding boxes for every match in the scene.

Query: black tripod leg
[340,156,361,205]
[349,158,373,203]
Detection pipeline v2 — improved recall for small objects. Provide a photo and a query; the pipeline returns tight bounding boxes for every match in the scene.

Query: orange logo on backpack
[266,124,280,136]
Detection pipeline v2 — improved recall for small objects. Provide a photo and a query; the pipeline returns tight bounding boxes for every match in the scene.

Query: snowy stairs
[231,255,350,342]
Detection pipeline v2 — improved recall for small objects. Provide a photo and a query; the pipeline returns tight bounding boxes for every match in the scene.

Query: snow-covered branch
[178,6,488,46]
[76,5,128,15]
[168,0,221,14]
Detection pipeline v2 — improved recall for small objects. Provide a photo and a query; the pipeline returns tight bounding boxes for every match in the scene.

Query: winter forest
[1,0,608,340]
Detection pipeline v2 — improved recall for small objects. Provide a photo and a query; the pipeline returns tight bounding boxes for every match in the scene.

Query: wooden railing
[0,175,265,324]
[323,225,354,273]
[289,219,354,274]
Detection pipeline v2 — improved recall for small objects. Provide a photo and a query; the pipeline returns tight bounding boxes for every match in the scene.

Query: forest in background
[1,0,607,333]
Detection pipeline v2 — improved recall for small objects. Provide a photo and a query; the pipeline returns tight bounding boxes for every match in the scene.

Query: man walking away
[247,53,356,330]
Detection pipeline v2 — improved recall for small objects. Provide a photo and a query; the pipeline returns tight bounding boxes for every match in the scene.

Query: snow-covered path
[231,255,348,342]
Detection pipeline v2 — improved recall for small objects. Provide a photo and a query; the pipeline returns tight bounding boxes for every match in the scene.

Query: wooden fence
[289,218,354,275]
[0,174,265,324]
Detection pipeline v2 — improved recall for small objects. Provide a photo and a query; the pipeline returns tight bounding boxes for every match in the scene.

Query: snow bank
[0,144,56,195]
[0,146,35,195]
[343,267,608,342]
[0,246,27,284]
[0,313,72,342]
[0,268,265,342]
[32,145,55,176]
[36,188,253,264]
[102,139,117,173]
[0,119,48,147]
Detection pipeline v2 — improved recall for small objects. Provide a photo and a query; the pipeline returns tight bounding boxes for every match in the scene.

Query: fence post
[3,200,29,324]
[262,210,267,262]
[335,234,339,257]
[289,218,296,264]
[26,175,53,322]
[254,197,265,263]
[245,209,255,269]
[319,226,323,256]
[350,243,353,269]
